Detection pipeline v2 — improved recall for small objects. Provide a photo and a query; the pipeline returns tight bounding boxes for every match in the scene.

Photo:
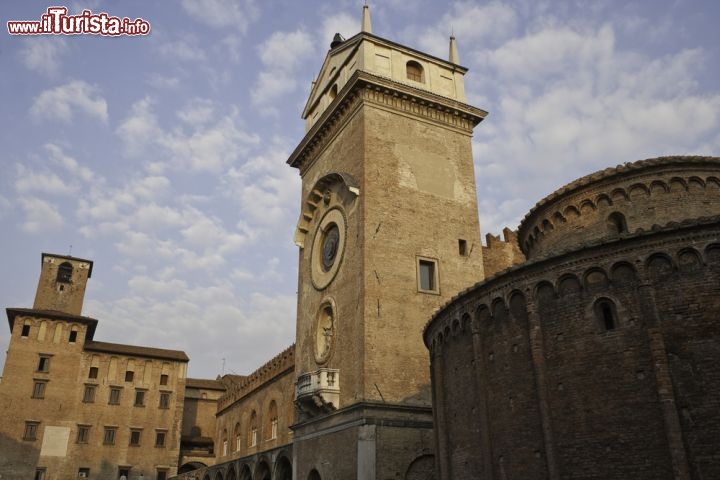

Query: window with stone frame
[32,380,47,399]
[155,430,166,447]
[129,429,142,446]
[134,389,145,407]
[103,427,116,445]
[108,387,121,405]
[24,421,40,440]
[37,355,51,372]
[77,425,90,443]
[83,385,96,403]
[159,391,171,409]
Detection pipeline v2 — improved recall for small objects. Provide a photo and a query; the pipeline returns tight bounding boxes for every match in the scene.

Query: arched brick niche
[517,156,720,260]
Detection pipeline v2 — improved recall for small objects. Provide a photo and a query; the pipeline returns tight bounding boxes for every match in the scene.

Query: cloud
[19,36,68,76]
[117,98,259,173]
[181,0,259,31]
[44,143,99,184]
[146,74,181,90]
[30,80,108,123]
[156,38,207,62]
[19,197,64,233]
[15,164,78,196]
[251,29,315,106]
[177,98,216,126]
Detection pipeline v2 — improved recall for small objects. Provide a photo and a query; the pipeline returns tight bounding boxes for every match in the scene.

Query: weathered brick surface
[425,157,720,480]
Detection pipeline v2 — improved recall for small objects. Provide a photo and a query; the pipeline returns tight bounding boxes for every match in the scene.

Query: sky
[1,0,718,379]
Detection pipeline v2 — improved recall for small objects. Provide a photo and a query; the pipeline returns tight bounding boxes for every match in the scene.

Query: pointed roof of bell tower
[361,3,372,33]
[449,35,460,64]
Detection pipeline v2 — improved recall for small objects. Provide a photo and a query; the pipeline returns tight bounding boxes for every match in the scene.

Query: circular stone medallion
[311,208,346,290]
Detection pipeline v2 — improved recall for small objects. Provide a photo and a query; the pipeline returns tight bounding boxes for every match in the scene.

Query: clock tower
[288,6,487,478]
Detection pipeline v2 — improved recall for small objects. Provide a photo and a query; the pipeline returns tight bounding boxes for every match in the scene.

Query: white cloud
[44,143,98,184]
[156,38,207,62]
[19,197,64,233]
[146,74,181,90]
[30,80,108,123]
[15,164,77,196]
[251,29,315,106]
[320,12,358,46]
[181,0,259,31]
[177,98,216,126]
[19,36,68,76]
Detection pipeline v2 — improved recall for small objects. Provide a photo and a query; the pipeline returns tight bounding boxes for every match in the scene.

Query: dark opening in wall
[594,298,618,331]
[607,212,628,234]
[57,262,73,283]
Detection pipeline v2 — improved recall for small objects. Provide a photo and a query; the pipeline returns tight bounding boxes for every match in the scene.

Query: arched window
[406,61,424,82]
[57,262,73,283]
[307,469,321,480]
[267,400,278,440]
[594,298,618,331]
[234,422,241,452]
[248,411,258,447]
[607,212,628,234]
[222,428,228,456]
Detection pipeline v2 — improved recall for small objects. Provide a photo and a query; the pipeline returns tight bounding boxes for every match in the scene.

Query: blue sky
[1,0,718,379]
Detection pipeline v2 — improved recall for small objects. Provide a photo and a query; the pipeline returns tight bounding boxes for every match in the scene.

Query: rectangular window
[129,429,142,446]
[250,427,257,447]
[118,468,130,480]
[69,330,78,343]
[103,427,116,445]
[157,470,167,480]
[83,385,96,403]
[134,390,145,407]
[458,239,468,256]
[88,367,99,379]
[223,439,228,455]
[160,374,169,386]
[24,421,39,440]
[37,355,51,373]
[417,257,439,293]
[35,468,46,480]
[159,392,170,409]
[22,324,31,337]
[78,468,90,478]
[125,370,134,382]
[155,430,166,447]
[32,381,47,399]
[109,387,121,405]
[77,425,90,443]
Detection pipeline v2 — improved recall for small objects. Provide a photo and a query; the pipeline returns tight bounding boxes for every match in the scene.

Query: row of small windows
[32,380,171,408]
[32,356,170,385]
[20,322,78,342]
[24,421,167,447]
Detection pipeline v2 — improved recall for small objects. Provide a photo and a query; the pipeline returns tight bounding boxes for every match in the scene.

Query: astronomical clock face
[311,207,346,290]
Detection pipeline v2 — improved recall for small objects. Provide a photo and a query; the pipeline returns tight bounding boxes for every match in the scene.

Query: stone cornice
[287,70,487,172]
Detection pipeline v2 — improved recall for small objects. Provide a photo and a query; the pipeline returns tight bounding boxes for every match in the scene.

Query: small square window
[159,392,170,409]
[24,421,40,440]
[125,371,134,382]
[109,387,121,405]
[35,468,46,480]
[21,324,31,337]
[157,470,168,480]
[155,431,166,447]
[103,427,116,445]
[37,356,51,373]
[129,429,142,446]
[88,367,99,379]
[78,468,90,478]
[32,381,47,399]
[77,425,90,443]
[417,257,439,294]
[134,390,145,407]
[69,330,78,343]
[83,385,96,403]
[160,374,169,386]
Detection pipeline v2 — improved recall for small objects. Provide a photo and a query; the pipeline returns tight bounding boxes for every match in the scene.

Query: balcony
[295,368,340,416]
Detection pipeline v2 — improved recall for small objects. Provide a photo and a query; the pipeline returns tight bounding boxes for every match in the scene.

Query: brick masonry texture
[425,156,720,480]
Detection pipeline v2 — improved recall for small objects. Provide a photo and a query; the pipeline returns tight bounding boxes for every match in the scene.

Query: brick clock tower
[288,6,487,479]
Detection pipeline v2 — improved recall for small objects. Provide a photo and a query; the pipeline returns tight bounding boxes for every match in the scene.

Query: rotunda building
[424,156,720,480]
